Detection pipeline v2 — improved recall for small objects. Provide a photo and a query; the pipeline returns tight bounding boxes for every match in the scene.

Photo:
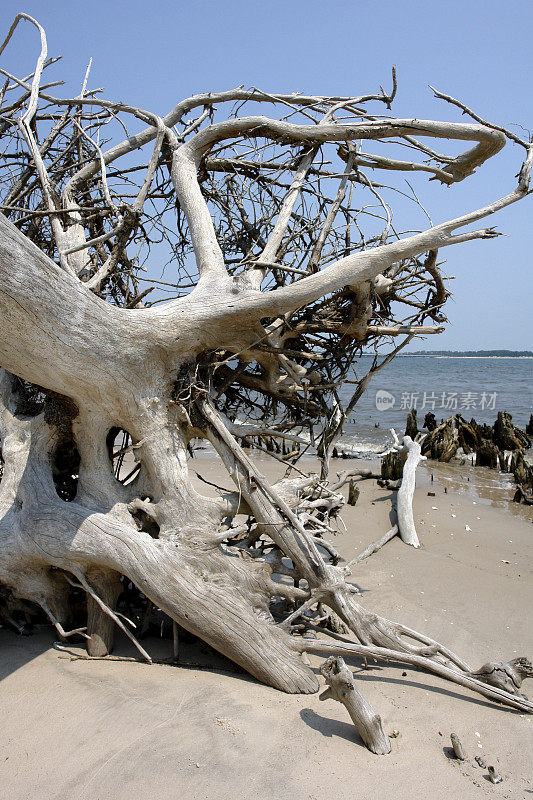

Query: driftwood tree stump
[493,411,529,451]
[319,656,391,754]
[381,449,407,482]
[420,410,532,502]
[0,12,532,734]
[405,409,419,440]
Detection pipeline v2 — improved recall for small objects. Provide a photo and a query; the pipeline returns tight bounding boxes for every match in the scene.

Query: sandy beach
[1,455,532,800]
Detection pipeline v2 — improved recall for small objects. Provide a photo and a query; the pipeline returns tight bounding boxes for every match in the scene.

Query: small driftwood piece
[347,480,360,506]
[319,656,391,755]
[488,765,503,784]
[347,524,398,567]
[391,429,427,547]
[450,733,466,760]
[514,484,533,505]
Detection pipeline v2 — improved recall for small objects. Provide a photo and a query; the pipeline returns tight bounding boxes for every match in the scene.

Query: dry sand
[1,454,532,800]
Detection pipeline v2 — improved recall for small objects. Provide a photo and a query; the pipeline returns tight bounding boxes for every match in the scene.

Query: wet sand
[0,456,532,800]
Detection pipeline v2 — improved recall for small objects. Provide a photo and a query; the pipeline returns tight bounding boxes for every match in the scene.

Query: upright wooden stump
[86,569,122,657]
[319,656,391,755]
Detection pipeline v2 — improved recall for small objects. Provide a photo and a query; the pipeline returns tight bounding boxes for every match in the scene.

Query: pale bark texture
[0,13,532,727]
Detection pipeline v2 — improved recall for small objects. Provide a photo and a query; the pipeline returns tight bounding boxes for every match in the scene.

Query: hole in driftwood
[130,506,160,539]
[106,427,141,485]
[12,377,46,418]
[52,440,80,501]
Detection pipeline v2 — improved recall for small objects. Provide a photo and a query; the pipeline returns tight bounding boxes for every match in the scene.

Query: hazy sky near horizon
[1,0,532,350]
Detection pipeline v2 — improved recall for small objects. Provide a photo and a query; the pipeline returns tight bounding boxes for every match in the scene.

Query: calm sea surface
[336,356,533,454]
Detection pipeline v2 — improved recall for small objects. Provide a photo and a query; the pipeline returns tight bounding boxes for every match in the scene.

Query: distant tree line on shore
[401,350,533,357]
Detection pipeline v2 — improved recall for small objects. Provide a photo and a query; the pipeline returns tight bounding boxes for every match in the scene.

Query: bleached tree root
[391,430,427,547]
[319,655,391,754]
[65,572,152,663]
[296,640,533,713]
[195,400,533,714]
[0,375,316,693]
[347,525,399,566]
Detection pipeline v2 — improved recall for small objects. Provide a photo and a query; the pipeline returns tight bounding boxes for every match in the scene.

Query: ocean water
[336,356,533,454]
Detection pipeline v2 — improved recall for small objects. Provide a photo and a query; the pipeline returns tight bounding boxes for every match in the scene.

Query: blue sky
[2,0,532,350]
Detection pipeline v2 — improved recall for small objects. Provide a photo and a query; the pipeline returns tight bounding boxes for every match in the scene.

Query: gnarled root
[297,640,533,713]
[8,499,318,692]
[469,657,533,697]
[0,377,316,693]
[0,380,530,715]
[197,399,532,713]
